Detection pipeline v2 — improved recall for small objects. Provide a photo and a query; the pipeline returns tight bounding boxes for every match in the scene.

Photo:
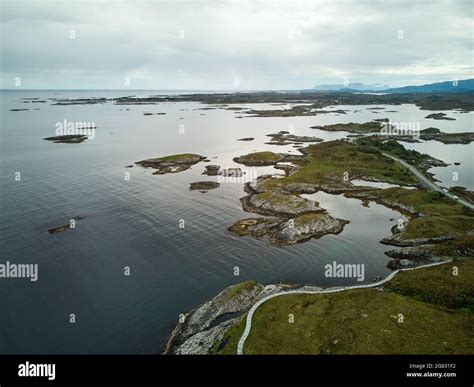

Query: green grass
[426,234,474,257]
[259,141,419,192]
[235,151,282,165]
[355,137,439,170]
[345,187,473,248]
[214,259,474,355]
[354,187,469,217]
[449,186,474,203]
[402,215,474,239]
[254,142,472,246]
[212,316,247,354]
[159,153,203,162]
[385,258,474,311]
[253,191,286,203]
[212,140,474,355]
[241,290,473,354]
[252,191,309,207]
[290,141,418,185]
[293,212,326,226]
[313,121,383,133]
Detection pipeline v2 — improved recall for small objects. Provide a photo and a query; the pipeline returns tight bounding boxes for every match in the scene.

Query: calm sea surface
[0,90,472,353]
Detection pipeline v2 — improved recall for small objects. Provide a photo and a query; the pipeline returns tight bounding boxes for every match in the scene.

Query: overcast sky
[1,0,472,90]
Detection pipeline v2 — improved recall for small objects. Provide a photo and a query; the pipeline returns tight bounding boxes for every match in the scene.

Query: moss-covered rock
[242,191,322,217]
[425,112,455,120]
[265,131,323,145]
[311,121,384,133]
[228,217,279,237]
[202,165,220,176]
[269,213,349,245]
[43,135,88,144]
[190,181,220,191]
[233,151,284,166]
[135,153,206,174]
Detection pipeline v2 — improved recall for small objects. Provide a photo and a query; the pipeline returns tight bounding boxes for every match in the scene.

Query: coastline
[2,89,473,354]
[165,257,474,355]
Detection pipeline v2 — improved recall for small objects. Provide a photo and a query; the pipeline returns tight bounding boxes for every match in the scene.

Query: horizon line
[0,88,296,92]
[1,77,473,93]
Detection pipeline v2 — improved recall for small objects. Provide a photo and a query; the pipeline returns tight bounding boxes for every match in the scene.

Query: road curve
[381,152,474,211]
[236,260,451,355]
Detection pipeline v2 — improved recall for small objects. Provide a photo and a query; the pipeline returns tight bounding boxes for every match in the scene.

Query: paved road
[236,260,451,355]
[381,152,474,211]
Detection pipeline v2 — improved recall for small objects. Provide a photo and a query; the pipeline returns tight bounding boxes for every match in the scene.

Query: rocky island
[418,128,474,144]
[43,135,88,144]
[48,216,86,234]
[243,106,349,117]
[425,112,455,120]
[310,121,386,133]
[190,181,220,191]
[202,165,220,176]
[233,151,285,166]
[265,131,324,145]
[135,153,206,175]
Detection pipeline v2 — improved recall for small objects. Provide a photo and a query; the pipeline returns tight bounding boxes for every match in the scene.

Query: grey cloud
[1,0,472,89]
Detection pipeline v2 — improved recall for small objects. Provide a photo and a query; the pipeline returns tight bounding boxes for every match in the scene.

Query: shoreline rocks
[380,233,458,247]
[385,245,450,269]
[164,281,289,354]
[164,280,321,354]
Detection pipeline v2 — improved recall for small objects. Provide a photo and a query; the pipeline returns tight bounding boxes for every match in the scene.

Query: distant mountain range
[311,79,474,93]
[311,82,389,92]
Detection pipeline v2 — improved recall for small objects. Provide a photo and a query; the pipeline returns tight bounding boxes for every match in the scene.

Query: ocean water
[0,90,472,354]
